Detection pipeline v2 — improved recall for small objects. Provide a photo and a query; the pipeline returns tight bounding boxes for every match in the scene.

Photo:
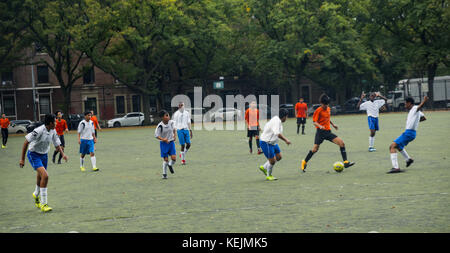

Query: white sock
[34,185,40,197]
[399,149,410,160]
[369,137,375,148]
[181,151,185,160]
[162,161,168,175]
[390,153,399,169]
[169,159,176,166]
[91,156,97,168]
[40,187,48,205]
[264,161,274,176]
[80,157,84,167]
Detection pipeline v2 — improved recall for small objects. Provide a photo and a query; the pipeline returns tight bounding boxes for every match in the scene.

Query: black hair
[44,114,56,125]
[320,94,330,105]
[84,111,92,116]
[55,110,61,116]
[405,97,415,104]
[159,110,169,118]
[279,108,289,119]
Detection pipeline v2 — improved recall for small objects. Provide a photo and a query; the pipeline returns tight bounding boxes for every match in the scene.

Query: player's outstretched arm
[331,121,338,131]
[356,92,365,109]
[417,96,429,111]
[19,140,29,168]
[278,133,291,145]
[57,145,68,162]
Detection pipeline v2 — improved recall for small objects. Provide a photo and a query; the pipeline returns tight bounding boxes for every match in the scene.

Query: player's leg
[36,166,52,211]
[28,151,42,208]
[162,156,169,179]
[387,142,403,173]
[301,129,323,172]
[331,136,355,168]
[57,136,65,164]
[296,118,301,134]
[167,141,176,174]
[301,118,306,134]
[248,135,253,153]
[255,134,262,154]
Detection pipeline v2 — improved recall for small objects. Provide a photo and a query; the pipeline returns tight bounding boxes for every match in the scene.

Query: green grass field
[1,111,449,233]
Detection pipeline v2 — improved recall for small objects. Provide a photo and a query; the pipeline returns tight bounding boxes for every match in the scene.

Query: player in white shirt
[172,102,192,165]
[19,114,68,212]
[155,110,177,179]
[258,109,291,181]
[388,96,428,174]
[78,111,98,172]
[357,92,387,152]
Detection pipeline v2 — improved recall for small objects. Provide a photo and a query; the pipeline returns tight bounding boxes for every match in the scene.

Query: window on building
[39,95,51,115]
[1,71,13,85]
[83,67,95,84]
[84,97,97,115]
[116,96,125,114]
[37,66,49,83]
[132,95,141,112]
[2,96,15,116]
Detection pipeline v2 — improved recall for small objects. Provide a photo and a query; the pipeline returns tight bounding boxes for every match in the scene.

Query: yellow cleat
[1,145,5,149]
[92,167,99,171]
[40,204,52,212]
[266,175,278,181]
[32,193,40,208]
[259,165,267,176]
[301,160,307,172]
[80,166,85,172]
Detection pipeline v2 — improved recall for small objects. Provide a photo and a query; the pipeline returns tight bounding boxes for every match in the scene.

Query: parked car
[307,104,338,116]
[210,108,243,122]
[280,104,295,117]
[11,120,32,127]
[68,114,83,130]
[343,97,366,113]
[26,121,44,133]
[107,112,152,127]
[8,122,27,134]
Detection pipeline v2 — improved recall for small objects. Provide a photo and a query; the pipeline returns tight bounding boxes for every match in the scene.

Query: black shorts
[297,117,306,124]
[247,129,260,137]
[58,135,65,147]
[314,129,337,145]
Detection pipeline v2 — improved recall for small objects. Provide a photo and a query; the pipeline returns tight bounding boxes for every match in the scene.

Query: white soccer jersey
[359,100,385,118]
[405,105,424,131]
[77,119,95,140]
[25,125,61,154]
[260,116,283,145]
[155,120,176,141]
[172,110,191,130]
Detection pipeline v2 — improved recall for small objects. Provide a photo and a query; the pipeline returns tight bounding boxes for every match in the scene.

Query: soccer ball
[333,162,344,172]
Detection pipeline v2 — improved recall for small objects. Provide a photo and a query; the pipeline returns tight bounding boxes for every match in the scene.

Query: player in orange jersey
[52,111,69,164]
[1,113,10,148]
[295,98,308,135]
[245,101,262,154]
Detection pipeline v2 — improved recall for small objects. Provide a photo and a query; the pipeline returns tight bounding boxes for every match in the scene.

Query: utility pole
[31,64,37,122]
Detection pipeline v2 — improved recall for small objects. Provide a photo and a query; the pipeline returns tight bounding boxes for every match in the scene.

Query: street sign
[213,81,224,89]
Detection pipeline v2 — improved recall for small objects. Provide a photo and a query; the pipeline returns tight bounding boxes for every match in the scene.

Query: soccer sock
[58,153,62,162]
[340,147,348,161]
[390,153,399,168]
[265,162,274,176]
[297,124,300,134]
[181,151,185,161]
[302,125,305,133]
[80,157,84,167]
[169,159,176,166]
[91,156,96,168]
[40,187,47,205]
[248,139,252,150]
[33,185,40,197]
[399,149,410,160]
[162,161,168,175]
[256,138,260,149]
[53,150,58,160]
[369,137,375,148]
[305,150,314,162]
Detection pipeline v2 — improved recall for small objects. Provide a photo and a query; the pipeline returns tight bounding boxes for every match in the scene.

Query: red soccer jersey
[55,119,68,136]
[312,106,331,130]
[245,108,259,128]
[295,102,308,118]
[0,118,10,129]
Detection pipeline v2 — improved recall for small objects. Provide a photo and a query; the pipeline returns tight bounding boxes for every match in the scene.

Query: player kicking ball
[357,91,387,152]
[387,96,427,174]
[19,114,68,212]
[258,109,291,181]
[172,102,192,165]
[155,110,177,179]
[300,95,355,172]
[78,111,98,172]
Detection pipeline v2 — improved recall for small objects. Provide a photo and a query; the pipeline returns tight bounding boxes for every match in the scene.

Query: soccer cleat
[343,161,355,168]
[181,160,186,165]
[40,204,53,212]
[162,174,168,179]
[301,160,307,172]
[368,147,376,152]
[406,158,414,167]
[257,148,263,155]
[249,149,252,154]
[92,167,99,171]
[387,168,404,174]
[32,193,40,208]
[266,175,278,181]
[80,166,85,172]
[1,145,5,149]
[259,165,267,176]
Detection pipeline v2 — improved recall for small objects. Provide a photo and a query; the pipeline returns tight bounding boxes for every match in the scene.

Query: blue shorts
[160,141,176,158]
[259,140,281,159]
[368,116,379,131]
[80,139,95,155]
[394,130,416,151]
[27,151,48,170]
[177,129,191,146]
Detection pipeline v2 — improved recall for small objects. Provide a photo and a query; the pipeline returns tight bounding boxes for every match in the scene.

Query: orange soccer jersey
[0,118,10,129]
[55,119,68,136]
[312,106,331,130]
[295,102,308,118]
[245,108,259,128]
[91,115,99,129]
